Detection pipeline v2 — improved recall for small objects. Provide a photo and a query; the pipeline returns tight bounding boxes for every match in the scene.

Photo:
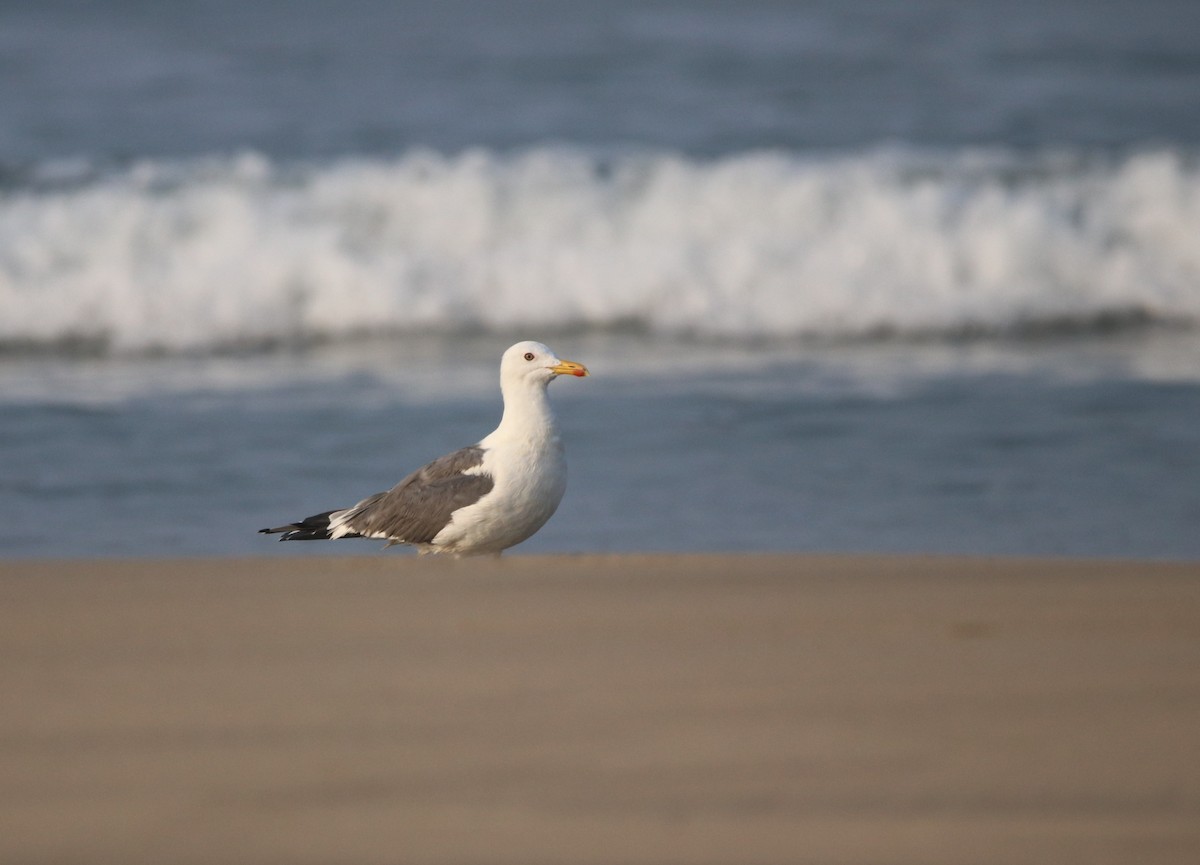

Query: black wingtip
[259,510,341,541]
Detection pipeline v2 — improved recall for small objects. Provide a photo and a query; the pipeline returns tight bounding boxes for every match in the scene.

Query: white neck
[489,376,559,445]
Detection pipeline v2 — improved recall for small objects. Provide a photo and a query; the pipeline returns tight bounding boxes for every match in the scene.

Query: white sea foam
[2,147,1198,354]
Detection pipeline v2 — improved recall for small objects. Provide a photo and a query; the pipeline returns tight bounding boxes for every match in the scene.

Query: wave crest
[2,147,1198,353]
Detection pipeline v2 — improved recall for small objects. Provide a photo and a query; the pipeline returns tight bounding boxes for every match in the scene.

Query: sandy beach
[2,554,1198,864]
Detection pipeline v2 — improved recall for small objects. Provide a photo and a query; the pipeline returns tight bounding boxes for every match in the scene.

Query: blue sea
[3,0,1199,558]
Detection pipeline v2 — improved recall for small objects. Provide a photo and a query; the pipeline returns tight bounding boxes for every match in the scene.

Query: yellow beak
[549,359,589,378]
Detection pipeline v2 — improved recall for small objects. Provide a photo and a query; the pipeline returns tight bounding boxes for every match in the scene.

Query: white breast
[431,437,567,555]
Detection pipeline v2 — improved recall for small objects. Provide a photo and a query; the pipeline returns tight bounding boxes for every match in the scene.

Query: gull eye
[523,352,535,361]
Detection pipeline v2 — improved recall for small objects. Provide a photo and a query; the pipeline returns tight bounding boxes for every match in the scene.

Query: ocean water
[2,1,1199,558]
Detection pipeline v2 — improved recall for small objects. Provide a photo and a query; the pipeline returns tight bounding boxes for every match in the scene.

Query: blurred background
[2,0,1198,558]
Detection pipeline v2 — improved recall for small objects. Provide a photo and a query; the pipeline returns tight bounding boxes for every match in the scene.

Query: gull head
[501,341,589,390]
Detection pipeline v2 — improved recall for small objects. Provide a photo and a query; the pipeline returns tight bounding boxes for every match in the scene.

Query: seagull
[259,341,588,556]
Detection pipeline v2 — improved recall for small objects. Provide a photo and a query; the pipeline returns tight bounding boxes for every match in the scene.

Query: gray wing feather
[340,446,493,544]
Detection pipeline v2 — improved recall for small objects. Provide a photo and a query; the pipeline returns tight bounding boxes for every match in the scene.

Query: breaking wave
[2,146,1199,354]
